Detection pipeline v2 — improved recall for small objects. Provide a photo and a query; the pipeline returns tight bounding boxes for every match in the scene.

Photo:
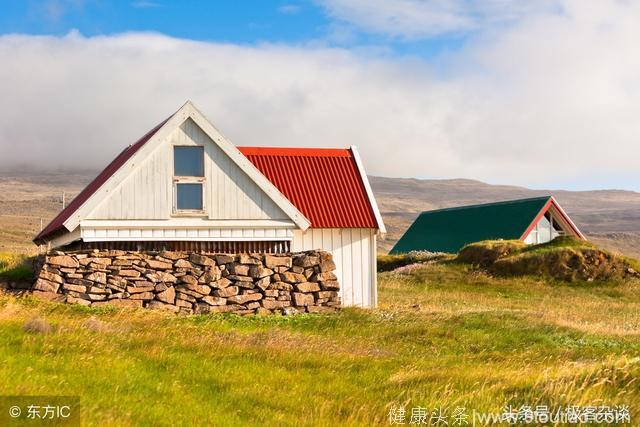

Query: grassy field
[1,260,639,426]
[0,252,33,282]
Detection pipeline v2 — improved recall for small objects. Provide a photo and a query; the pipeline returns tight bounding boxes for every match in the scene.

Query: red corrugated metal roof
[238,147,378,229]
[34,116,171,243]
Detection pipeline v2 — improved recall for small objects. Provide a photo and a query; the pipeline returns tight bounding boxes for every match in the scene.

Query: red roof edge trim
[519,196,585,241]
[548,197,586,239]
[34,115,172,244]
[349,145,385,233]
[237,147,351,157]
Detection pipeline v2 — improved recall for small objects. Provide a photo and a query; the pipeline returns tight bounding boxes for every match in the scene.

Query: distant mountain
[2,171,639,258]
[370,176,640,257]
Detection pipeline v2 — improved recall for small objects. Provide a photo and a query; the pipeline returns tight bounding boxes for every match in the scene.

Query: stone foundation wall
[32,250,340,315]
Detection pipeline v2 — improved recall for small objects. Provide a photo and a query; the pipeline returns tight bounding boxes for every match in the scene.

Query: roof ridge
[418,196,552,216]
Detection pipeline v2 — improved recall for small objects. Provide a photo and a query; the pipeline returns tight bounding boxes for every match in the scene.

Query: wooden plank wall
[292,228,376,308]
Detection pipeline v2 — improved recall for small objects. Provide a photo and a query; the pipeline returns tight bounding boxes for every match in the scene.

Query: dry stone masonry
[32,250,340,315]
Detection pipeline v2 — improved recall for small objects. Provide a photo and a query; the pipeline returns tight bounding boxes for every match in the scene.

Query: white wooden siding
[88,118,288,222]
[82,226,293,241]
[292,228,377,308]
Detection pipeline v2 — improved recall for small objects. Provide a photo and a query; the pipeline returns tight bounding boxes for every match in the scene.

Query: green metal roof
[390,196,551,254]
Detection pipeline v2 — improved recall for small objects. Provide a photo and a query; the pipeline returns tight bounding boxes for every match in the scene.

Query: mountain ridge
[1,172,639,257]
[370,176,640,256]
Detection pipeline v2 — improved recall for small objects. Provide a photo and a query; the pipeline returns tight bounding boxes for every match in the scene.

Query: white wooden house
[34,101,385,308]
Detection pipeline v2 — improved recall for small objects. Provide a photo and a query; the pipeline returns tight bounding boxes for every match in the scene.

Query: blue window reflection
[174,146,204,177]
[176,183,203,210]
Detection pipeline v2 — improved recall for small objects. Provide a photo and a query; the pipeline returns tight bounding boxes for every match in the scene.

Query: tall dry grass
[0,259,638,425]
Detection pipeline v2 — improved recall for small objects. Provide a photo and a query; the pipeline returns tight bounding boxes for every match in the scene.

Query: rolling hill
[370,176,640,257]
[1,172,640,257]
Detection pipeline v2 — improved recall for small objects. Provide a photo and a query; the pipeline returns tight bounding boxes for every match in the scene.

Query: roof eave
[549,196,586,239]
[34,112,176,244]
[349,145,386,234]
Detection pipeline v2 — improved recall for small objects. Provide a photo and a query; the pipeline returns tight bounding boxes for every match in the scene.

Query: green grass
[1,261,640,425]
[458,236,595,263]
[625,255,640,272]
[528,235,594,249]
[0,252,34,282]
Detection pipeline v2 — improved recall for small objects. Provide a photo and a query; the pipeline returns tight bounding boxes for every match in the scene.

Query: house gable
[521,197,585,243]
[87,117,290,222]
[36,101,311,243]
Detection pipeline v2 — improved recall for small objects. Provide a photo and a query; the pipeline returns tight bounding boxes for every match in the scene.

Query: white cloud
[131,1,164,8]
[316,0,559,38]
[278,4,302,15]
[0,0,639,190]
[41,0,88,23]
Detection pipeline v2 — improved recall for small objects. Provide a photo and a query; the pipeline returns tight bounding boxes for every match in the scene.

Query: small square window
[174,146,204,177]
[176,183,203,211]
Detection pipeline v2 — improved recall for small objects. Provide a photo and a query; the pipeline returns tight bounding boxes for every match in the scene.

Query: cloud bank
[1,0,639,190]
[316,0,558,38]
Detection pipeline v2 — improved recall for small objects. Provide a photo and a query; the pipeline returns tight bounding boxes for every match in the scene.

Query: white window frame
[172,145,206,216]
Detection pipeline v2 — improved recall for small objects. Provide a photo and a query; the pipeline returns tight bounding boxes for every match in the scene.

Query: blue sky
[0,1,639,192]
[0,1,328,43]
[0,1,466,58]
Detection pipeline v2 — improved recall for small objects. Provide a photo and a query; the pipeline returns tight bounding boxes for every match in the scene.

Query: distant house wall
[87,118,288,221]
[292,228,377,308]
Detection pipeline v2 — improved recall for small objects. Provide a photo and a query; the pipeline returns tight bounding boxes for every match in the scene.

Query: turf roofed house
[34,101,386,308]
[391,196,585,254]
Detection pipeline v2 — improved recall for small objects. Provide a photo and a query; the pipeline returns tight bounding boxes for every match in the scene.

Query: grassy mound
[457,237,639,282]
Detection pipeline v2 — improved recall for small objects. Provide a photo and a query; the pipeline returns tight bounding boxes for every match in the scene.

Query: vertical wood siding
[88,118,288,221]
[292,228,377,308]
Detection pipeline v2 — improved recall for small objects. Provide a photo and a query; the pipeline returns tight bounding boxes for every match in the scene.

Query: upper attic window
[174,146,204,177]
[173,146,205,213]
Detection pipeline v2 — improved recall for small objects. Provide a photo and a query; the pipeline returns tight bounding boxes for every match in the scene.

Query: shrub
[492,247,632,282]
[23,317,53,334]
[456,237,640,282]
[82,316,110,333]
